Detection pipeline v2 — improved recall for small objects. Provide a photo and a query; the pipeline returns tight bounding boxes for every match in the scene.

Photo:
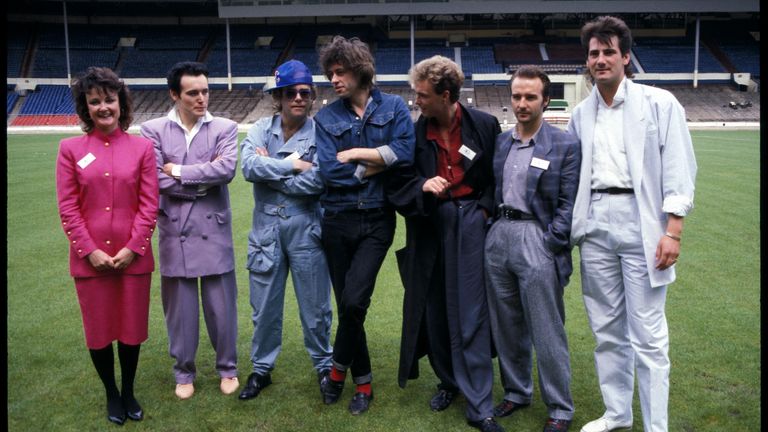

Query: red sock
[356,383,372,396]
[330,367,346,382]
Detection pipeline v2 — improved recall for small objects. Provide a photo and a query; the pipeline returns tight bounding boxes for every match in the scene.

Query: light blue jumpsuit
[241,114,333,376]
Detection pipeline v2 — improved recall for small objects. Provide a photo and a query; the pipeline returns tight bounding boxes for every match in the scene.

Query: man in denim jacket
[314,36,415,415]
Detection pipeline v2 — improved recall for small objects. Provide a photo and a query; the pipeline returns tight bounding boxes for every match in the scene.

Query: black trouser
[321,207,395,384]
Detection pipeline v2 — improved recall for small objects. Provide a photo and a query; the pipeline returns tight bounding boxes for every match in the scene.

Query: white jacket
[567,78,697,287]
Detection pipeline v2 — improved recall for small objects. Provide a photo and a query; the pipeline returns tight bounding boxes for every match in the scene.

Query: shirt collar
[167,107,213,130]
[511,121,543,146]
[91,127,124,142]
[597,77,627,108]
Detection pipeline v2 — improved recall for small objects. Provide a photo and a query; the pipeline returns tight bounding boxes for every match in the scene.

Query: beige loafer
[175,383,195,400]
[220,377,239,395]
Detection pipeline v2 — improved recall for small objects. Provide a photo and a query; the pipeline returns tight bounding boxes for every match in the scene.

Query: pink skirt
[74,274,151,349]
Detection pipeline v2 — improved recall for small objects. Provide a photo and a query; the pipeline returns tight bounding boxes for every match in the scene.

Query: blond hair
[408,55,464,103]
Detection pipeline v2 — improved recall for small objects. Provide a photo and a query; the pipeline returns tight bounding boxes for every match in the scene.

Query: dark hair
[270,85,316,114]
[580,15,634,78]
[318,36,375,90]
[167,61,209,95]
[511,65,552,108]
[71,67,133,133]
[409,55,464,103]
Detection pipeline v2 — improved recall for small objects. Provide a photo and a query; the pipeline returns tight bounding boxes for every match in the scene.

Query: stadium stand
[6,11,760,127]
[7,91,20,117]
[633,37,725,73]
[461,45,502,74]
[11,85,78,126]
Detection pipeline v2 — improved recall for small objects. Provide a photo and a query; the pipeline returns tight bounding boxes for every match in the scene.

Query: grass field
[7,130,760,431]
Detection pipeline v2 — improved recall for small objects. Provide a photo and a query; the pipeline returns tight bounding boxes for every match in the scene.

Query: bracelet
[665,232,681,241]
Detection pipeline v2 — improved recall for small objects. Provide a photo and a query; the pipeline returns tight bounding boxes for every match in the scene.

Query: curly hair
[580,15,634,79]
[408,55,464,103]
[71,67,133,133]
[318,36,376,90]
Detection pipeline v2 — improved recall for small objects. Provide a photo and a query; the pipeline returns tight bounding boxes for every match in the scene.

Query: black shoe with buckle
[430,388,458,411]
[320,374,344,405]
[468,417,505,432]
[238,372,272,400]
[492,399,530,417]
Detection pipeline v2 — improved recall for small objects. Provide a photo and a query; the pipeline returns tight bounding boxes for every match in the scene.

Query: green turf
[7,130,760,431]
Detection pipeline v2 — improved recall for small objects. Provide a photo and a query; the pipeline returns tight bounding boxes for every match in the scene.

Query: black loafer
[348,391,373,415]
[122,395,143,421]
[238,372,272,400]
[320,374,344,405]
[107,397,127,426]
[493,399,530,417]
[468,417,505,432]
[429,388,457,411]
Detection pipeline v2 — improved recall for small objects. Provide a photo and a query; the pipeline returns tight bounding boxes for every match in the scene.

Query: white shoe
[580,417,632,432]
[175,383,195,399]
[220,377,239,395]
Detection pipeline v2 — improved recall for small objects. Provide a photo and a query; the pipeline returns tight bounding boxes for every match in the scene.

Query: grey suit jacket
[493,121,581,287]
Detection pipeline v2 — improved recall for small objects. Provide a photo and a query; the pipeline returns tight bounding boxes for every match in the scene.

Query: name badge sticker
[77,152,96,169]
[458,145,476,161]
[284,151,300,161]
[530,157,550,170]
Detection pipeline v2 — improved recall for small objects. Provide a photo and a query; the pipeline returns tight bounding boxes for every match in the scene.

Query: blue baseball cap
[268,60,313,92]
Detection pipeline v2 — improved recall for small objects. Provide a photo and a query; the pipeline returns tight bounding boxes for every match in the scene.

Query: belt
[256,202,316,218]
[591,187,634,194]
[498,205,535,221]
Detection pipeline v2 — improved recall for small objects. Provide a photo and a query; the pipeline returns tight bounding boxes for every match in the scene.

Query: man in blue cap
[238,59,333,400]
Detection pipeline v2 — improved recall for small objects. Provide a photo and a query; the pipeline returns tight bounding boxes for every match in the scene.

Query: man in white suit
[567,16,697,432]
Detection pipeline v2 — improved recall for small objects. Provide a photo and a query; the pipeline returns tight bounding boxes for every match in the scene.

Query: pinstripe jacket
[492,120,581,287]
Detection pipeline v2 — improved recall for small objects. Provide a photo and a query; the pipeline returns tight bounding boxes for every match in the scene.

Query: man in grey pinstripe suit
[485,66,580,432]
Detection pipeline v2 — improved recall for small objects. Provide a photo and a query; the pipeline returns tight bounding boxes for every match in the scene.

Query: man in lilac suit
[140,61,239,400]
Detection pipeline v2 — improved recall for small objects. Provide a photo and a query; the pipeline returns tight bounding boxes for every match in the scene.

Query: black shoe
[543,418,572,432]
[319,374,344,405]
[238,372,272,400]
[430,388,458,411]
[317,369,330,385]
[493,399,530,417]
[348,391,373,415]
[468,417,505,432]
[122,395,143,421]
[106,396,127,426]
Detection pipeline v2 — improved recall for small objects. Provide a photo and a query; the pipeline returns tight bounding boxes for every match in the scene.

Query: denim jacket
[315,87,415,211]
[241,114,324,207]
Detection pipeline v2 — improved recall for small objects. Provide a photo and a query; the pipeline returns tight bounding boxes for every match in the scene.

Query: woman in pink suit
[55,67,158,426]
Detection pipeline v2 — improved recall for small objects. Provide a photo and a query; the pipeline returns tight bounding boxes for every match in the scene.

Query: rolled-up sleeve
[659,97,697,217]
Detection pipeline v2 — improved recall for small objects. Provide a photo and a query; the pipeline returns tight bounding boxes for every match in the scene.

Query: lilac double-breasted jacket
[140,115,238,278]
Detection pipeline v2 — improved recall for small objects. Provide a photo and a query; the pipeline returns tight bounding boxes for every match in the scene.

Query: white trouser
[579,193,669,432]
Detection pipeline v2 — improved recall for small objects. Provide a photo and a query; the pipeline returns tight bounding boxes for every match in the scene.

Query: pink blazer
[56,128,159,278]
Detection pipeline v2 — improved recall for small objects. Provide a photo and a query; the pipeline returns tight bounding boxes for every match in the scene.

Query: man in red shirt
[387,55,503,432]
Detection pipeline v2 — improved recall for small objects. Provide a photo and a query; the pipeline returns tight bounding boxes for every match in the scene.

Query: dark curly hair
[71,67,133,133]
[318,36,376,90]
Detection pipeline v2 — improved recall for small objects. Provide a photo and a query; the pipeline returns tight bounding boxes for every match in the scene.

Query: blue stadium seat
[19,85,75,115]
